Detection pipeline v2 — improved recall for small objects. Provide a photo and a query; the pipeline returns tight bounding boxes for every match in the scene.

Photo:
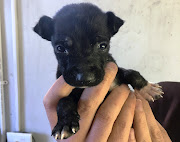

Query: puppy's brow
[96,35,109,41]
[54,35,73,46]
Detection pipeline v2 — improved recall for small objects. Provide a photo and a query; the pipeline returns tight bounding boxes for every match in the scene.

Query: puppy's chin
[63,76,103,88]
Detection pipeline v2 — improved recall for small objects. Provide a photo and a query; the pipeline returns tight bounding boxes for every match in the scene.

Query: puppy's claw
[61,134,65,140]
[154,94,164,100]
[137,82,164,102]
[72,128,76,134]
[151,97,155,102]
[60,126,69,140]
[54,133,60,140]
[160,91,164,94]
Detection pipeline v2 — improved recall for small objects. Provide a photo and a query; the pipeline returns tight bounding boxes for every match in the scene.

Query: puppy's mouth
[64,77,103,88]
[63,71,104,88]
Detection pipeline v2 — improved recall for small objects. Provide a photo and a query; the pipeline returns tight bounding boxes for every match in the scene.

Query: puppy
[34,3,163,140]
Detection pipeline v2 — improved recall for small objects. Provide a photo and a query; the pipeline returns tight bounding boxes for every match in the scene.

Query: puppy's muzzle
[63,66,104,87]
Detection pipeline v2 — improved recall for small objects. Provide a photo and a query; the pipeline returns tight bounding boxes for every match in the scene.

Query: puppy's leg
[52,88,83,140]
[116,68,164,101]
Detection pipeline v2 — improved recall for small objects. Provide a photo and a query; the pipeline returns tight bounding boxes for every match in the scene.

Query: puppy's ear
[106,12,124,36]
[33,16,54,41]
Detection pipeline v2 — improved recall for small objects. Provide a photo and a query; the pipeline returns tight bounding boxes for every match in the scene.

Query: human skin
[43,62,171,142]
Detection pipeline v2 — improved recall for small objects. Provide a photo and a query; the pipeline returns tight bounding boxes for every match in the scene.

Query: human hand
[43,62,171,142]
[43,62,137,142]
[128,92,172,142]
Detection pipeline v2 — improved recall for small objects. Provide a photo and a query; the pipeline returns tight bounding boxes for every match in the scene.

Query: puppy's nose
[76,73,95,83]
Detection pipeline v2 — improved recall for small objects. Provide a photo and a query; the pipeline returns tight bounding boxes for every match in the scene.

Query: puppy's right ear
[106,12,124,36]
[33,16,54,41]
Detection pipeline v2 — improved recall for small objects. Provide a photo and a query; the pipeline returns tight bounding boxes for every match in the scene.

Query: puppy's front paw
[135,82,164,102]
[52,112,80,140]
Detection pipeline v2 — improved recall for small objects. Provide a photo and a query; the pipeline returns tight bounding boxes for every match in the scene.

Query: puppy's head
[34,3,124,87]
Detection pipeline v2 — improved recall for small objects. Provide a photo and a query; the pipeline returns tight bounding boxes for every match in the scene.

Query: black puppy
[34,3,163,140]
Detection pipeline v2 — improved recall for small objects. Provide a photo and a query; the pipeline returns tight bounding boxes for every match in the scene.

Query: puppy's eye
[98,43,108,50]
[56,45,68,54]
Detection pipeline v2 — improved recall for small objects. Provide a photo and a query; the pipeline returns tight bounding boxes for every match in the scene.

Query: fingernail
[128,84,134,92]
[151,97,155,102]
[106,62,117,71]
[136,99,143,111]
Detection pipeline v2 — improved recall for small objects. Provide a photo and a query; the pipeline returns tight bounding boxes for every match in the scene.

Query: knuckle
[126,103,136,115]
[43,95,56,110]
[96,108,113,124]
[78,99,97,115]
[43,96,50,108]
[150,128,164,141]
[118,121,127,130]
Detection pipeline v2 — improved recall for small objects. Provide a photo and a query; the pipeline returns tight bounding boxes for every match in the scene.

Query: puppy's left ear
[106,12,124,36]
[33,16,54,41]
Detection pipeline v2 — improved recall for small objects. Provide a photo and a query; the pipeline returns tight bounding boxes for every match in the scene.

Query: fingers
[133,99,152,142]
[108,92,136,142]
[85,85,130,142]
[43,76,74,108]
[43,76,74,129]
[128,128,136,142]
[65,62,118,142]
[136,93,164,142]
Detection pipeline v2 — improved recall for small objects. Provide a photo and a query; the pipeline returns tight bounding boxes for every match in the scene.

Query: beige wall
[3,0,180,142]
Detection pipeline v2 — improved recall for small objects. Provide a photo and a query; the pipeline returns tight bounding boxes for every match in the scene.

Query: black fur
[33,16,54,41]
[34,3,147,139]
